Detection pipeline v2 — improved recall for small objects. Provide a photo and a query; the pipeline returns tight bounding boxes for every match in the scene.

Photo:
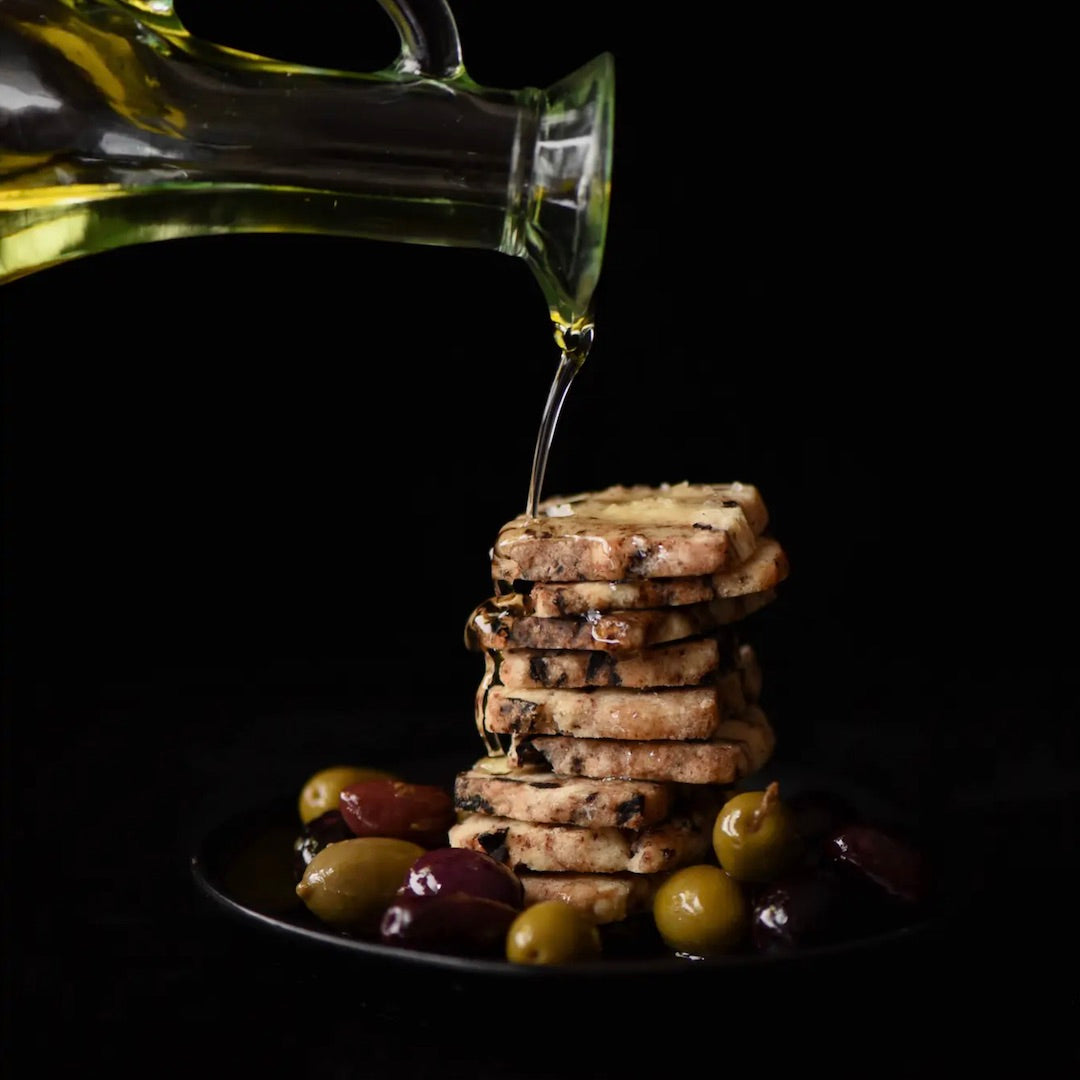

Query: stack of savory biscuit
[448,482,788,925]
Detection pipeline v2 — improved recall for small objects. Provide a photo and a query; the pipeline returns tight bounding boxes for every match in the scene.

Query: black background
[2,1,1075,1072]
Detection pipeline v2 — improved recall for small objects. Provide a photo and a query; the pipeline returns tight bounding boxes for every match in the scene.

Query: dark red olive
[751,867,888,952]
[339,779,456,849]
[826,823,931,905]
[292,809,353,883]
[379,892,519,956]
[399,847,524,909]
[787,789,860,850]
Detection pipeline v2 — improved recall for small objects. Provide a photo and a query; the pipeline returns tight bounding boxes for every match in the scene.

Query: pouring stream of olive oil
[526,316,595,518]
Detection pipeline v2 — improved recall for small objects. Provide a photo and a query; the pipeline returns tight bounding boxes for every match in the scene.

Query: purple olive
[787,789,860,850]
[751,867,885,952]
[379,892,519,956]
[292,809,354,883]
[398,847,525,909]
[826,823,931,905]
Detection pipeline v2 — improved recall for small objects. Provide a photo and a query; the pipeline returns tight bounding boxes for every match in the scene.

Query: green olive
[506,900,601,965]
[295,836,424,933]
[712,782,800,883]
[297,764,396,824]
[652,864,749,956]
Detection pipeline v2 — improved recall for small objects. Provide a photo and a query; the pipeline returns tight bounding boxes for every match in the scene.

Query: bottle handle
[114,0,464,80]
[376,0,464,79]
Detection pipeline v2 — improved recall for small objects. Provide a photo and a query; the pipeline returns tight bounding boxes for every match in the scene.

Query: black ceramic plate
[190,756,956,979]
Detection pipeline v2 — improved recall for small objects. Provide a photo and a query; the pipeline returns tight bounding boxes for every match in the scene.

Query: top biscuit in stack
[490,481,770,584]
[451,481,787,923]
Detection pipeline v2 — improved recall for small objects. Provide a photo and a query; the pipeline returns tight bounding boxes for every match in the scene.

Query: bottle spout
[508,52,615,330]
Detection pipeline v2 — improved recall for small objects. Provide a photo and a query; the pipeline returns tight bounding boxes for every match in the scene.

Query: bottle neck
[2,2,543,277]
[3,4,534,243]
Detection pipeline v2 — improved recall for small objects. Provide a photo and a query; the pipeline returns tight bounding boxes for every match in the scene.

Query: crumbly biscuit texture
[493,636,727,690]
[448,812,713,875]
[491,482,769,582]
[517,871,668,924]
[453,767,675,830]
[466,592,775,653]
[484,671,748,741]
[515,537,789,615]
[508,706,776,785]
